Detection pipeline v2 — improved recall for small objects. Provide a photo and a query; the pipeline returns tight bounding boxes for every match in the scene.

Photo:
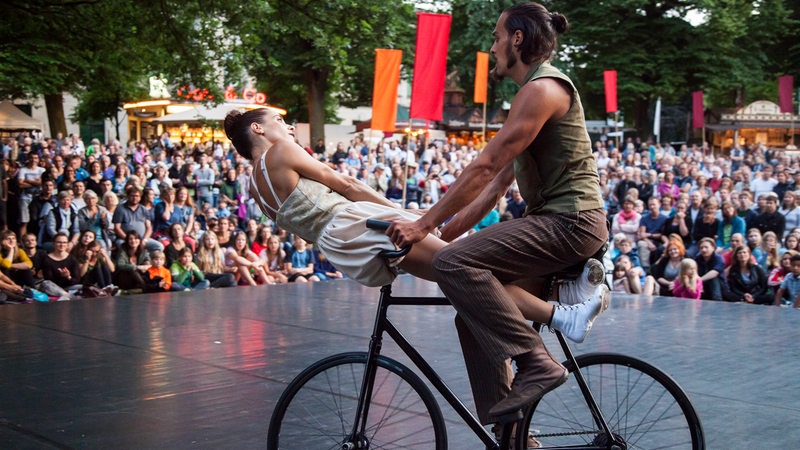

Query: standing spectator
[637,197,667,269]
[17,154,46,236]
[751,192,786,239]
[672,259,702,299]
[694,238,724,301]
[112,186,163,253]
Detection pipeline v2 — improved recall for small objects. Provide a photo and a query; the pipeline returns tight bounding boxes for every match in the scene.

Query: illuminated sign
[224,86,267,104]
[176,86,214,102]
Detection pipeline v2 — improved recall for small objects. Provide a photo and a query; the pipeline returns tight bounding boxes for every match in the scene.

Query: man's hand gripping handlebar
[366,219,412,259]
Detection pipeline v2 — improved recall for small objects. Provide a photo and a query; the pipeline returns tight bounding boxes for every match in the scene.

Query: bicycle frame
[348,284,622,450]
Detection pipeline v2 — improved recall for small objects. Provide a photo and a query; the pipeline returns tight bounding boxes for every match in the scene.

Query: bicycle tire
[517,352,704,450]
[267,351,447,450]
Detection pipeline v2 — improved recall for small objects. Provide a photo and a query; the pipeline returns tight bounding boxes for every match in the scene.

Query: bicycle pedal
[492,410,523,424]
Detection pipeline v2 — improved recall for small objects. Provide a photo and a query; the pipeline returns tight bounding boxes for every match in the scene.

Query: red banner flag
[410,13,451,121]
[372,49,403,132]
[779,75,794,113]
[604,70,617,113]
[474,52,489,104]
[692,90,704,129]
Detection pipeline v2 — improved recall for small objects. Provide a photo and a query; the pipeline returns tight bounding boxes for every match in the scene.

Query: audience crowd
[1,129,800,309]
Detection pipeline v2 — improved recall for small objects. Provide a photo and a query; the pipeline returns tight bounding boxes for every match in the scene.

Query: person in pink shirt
[672,258,703,299]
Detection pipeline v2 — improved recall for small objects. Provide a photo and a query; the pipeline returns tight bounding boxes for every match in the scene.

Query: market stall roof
[153,102,284,124]
[0,100,42,131]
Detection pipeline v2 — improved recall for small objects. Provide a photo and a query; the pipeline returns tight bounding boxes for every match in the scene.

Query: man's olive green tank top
[513,62,604,215]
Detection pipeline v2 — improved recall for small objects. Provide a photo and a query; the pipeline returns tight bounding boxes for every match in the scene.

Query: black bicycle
[267,220,705,449]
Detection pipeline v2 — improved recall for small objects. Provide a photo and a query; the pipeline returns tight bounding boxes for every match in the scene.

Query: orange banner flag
[474,52,489,103]
[372,49,403,132]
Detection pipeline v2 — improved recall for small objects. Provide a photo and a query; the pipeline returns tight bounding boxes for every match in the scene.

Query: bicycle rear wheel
[267,352,447,450]
[518,352,704,449]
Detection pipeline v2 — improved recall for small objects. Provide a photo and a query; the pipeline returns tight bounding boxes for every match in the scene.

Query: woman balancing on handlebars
[223,107,605,407]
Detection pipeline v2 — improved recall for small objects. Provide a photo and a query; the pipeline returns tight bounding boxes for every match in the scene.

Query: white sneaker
[550,284,610,343]
[558,258,605,305]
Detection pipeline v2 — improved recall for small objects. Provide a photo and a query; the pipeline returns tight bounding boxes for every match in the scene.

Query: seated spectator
[694,238,724,301]
[760,231,781,272]
[145,250,172,292]
[782,233,799,255]
[225,231,269,286]
[751,192,785,239]
[672,258,703,299]
[285,235,320,283]
[776,254,800,307]
[77,190,111,248]
[0,230,36,288]
[746,228,767,269]
[611,197,641,244]
[611,260,633,294]
[0,269,29,303]
[313,248,343,281]
[42,191,80,251]
[637,197,668,270]
[112,186,163,253]
[259,235,288,284]
[660,201,692,250]
[725,246,772,304]
[614,253,656,295]
[71,230,114,292]
[688,197,719,257]
[39,232,82,300]
[505,188,526,219]
[768,250,796,302]
[153,187,196,250]
[194,231,237,288]
[652,238,686,296]
[112,231,151,293]
[216,216,234,248]
[174,186,196,235]
[250,224,272,257]
[84,160,105,196]
[170,247,209,291]
[716,201,746,252]
[780,190,800,238]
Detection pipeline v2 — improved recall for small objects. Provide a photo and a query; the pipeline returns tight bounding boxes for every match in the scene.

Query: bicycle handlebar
[366,219,411,258]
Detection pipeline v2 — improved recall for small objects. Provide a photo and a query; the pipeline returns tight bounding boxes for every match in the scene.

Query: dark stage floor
[1,275,799,449]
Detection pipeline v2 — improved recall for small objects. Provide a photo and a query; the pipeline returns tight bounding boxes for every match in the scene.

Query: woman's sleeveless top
[250,152,349,242]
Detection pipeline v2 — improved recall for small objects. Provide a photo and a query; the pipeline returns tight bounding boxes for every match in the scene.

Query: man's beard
[490,42,518,82]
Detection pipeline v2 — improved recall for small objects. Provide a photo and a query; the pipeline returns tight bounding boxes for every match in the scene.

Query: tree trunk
[44,92,67,138]
[306,67,328,147]
[634,96,650,140]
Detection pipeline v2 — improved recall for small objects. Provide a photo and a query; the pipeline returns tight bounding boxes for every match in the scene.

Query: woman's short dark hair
[503,2,569,65]
[224,109,271,160]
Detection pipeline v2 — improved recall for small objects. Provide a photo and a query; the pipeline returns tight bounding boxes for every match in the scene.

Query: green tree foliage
[237,0,417,145]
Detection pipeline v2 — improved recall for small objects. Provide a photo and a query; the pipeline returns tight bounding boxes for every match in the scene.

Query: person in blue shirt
[287,235,319,283]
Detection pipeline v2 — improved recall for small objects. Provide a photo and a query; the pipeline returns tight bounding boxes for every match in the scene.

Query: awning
[0,100,42,131]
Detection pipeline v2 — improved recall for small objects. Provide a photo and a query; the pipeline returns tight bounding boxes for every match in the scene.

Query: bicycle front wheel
[519,352,704,449]
[267,352,446,450]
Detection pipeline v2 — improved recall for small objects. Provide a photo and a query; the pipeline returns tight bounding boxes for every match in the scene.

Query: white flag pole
[653,96,662,144]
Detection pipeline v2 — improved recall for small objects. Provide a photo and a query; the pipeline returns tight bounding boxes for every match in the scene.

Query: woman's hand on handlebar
[387,219,431,247]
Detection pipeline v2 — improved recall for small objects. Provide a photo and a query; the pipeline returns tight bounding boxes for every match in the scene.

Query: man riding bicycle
[389,2,610,424]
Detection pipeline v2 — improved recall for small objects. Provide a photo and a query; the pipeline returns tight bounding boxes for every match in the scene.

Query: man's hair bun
[550,12,569,34]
